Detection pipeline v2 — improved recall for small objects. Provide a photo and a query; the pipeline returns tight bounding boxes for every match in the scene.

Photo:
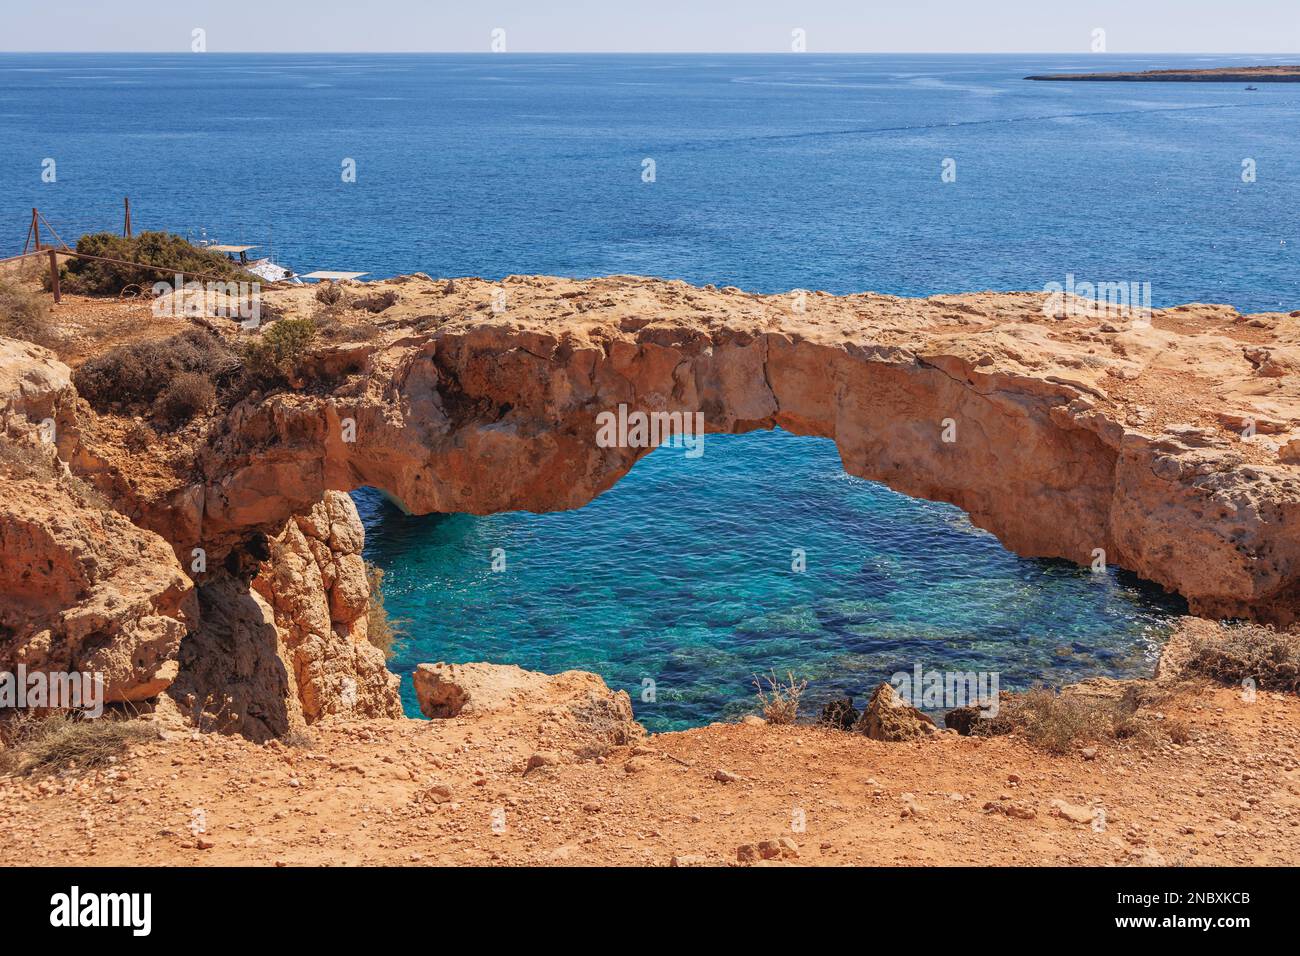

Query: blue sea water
[3,53,1297,728]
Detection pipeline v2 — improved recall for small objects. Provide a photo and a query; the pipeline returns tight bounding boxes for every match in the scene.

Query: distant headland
[1026,65,1300,82]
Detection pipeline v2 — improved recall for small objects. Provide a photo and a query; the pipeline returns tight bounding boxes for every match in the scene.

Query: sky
[2,0,1298,53]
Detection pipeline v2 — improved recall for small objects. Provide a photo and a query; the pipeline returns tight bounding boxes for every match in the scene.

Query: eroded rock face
[167,492,401,738]
[145,276,1300,624]
[166,573,293,741]
[252,491,402,722]
[7,273,1300,734]
[0,340,194,702]
[1,337,398,729]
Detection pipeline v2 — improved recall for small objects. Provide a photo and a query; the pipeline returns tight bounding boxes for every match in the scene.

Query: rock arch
[172,276,1300,626]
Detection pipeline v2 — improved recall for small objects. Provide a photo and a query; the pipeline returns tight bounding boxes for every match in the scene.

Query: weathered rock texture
[164,493,401,740]
[855,681,937,741]
[413,660,643,747]
[0,339,396,724]
[0,340,193,702]
[251,492,402,722]
[134,275,1300,624]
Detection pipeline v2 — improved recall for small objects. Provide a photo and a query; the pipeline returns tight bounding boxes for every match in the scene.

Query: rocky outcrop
[0,337,397,727]
[251,492,401,722]
[0,340,194,702]
[855,681,937,741]
[134,276,1300,624]
[166,492,401,739]
[413,661,643,745]
[166,573,293,740]
[5,271,1300,734]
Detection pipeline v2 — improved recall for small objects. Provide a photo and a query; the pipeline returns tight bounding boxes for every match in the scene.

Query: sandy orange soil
[2,681,1297,867]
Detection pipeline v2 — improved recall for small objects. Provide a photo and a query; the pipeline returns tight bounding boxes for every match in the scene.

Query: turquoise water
[357,431,1183,731]
[4,53,1296,727]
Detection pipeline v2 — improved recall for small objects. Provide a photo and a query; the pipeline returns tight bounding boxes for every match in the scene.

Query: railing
[5,203,287,303]
[0,247,268,304]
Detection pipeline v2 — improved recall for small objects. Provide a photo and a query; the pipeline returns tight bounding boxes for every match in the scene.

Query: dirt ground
[2,681,1297,867]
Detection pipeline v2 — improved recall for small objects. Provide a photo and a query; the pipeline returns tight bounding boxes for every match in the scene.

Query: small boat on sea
[1245,85,1259,91]
[193,230,301,284]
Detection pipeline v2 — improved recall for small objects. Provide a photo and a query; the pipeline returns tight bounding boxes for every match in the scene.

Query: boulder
[412,661,645,747]
[854,682,937,742]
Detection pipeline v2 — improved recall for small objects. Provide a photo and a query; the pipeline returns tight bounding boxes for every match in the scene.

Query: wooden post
[123,197,132,238]
[32,209,41,252]
[48,249,61,304]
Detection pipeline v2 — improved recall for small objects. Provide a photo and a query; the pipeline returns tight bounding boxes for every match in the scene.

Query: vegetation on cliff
[0,278,53,347]
[240,317,316,386]
[1185,623,1300,693]
[364,562,404,661]
[50,231,254,296]
[72,328,237,423]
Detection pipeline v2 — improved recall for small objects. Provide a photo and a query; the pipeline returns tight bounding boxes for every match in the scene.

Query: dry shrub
[1183,623,1300,693]
[972,684,1160,754]
[352,290,397,314]
[123,420,154,453]
[155,371,216,424]
[72,328,238,417]
[0,278,55,347]
[313,312,382,344]
[568,693,641,747]
[818,697,859,730]
[753,670,808,725]
[241,317,316,386]
[0,442,56,481]
[364,562,404,661]
[315,281,344,306]
[1165,718,1191,745]
[0,712,157,777]
[281,729,316,750]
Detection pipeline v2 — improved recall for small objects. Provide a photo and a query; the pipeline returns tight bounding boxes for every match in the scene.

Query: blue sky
[3,0,1297,52]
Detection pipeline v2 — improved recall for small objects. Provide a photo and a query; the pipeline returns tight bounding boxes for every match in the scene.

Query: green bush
[242,318,317,386]
[51,231,254,296]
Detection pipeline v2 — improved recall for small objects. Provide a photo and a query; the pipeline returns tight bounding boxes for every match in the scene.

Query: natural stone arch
[157,276,1300,625]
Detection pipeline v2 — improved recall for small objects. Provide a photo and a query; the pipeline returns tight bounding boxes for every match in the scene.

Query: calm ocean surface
[4,53,1297,728]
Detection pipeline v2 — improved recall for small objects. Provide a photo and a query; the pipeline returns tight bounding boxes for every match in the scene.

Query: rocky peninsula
[1026,65,1300,82]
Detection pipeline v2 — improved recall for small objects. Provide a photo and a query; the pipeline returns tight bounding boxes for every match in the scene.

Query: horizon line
[2,50,1298,57]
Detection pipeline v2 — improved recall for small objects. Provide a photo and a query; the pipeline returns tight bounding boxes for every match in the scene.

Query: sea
[2,52,1296,728]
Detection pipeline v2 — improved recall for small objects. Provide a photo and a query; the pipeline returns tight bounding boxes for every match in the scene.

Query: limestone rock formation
[252,491,402,722]
[855,681,937,741]
[168,492,402,739]
[125,276,1300,623]
[413,661,643,746]
[1,337,398,729]
[0,340,194,702]
[5,270,1300,739]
